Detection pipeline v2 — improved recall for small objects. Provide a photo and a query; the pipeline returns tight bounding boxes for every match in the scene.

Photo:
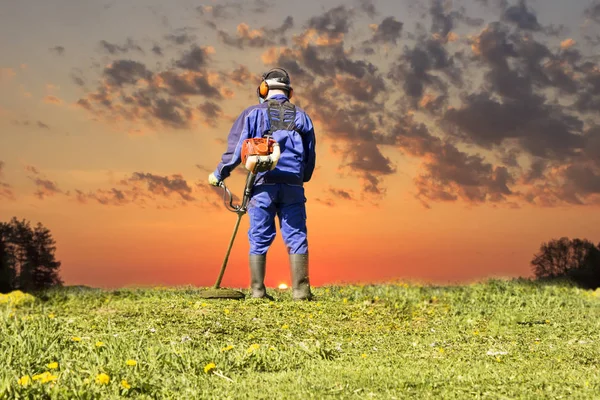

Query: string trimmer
[198,137,280,299]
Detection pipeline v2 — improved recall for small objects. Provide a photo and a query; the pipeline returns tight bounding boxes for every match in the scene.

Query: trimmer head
[197,287,245,299]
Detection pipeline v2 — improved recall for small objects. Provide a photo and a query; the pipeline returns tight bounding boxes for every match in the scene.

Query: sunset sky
[2,0,600,289]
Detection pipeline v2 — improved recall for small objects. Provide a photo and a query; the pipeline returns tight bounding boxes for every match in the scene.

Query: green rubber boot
[290,253,313,301]
[249,254,273,300]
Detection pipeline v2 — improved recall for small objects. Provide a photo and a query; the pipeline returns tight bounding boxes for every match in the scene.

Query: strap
[265,99,298,137]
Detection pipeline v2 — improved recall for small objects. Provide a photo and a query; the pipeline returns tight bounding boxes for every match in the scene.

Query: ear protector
[257,68,293,100]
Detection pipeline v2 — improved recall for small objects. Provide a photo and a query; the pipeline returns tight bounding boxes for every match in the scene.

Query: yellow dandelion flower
[95,341,104,348]
[496,356,502,362]
[125,359,137,366]
[220,345,234,352]
[269,346,276,351]
[48,313,55,319]
[32,372,57,384]
[17,375,31,386]
[246,343,260,353]
[95,373,110,385]
[473,330,479,336]
[201,302,208,307]
[47,362,59,369]
[545,319,550,324]
[361,353,367,358]
[281,324,289,330]
[204,362,216,374]
[71,336,81,342]
[121,379,131,389]
[438,348,445,354]
[224,308,230,315]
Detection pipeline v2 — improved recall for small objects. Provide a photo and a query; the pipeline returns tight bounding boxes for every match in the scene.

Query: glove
[208,173,221,187]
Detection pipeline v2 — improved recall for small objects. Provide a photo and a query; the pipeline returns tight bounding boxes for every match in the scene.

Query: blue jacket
[213,94,316,186]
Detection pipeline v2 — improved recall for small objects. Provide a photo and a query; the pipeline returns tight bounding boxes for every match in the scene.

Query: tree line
[0,217,62,293]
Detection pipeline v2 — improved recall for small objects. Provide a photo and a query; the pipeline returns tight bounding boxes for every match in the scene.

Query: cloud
[25,165,64,200]
[152,44,163,56]
[72,170,228,209]
[443,92,585,161]
[43,95,62,105]
[164,32,196,45]
[369,17,403,44]
[414,143,516,207]
[175,45,214,72]
[103,60,153,87]
[49,45,65,56]
[502,0,541,31]
[0,161,16,201]
[329,187,355,201]
[585,1,600,24]
[99,38,144,55]
[76,51,227,130]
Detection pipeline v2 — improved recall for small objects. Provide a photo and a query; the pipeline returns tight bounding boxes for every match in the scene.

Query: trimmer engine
[241,138,280,172]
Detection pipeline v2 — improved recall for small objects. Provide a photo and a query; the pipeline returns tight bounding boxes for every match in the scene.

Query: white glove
[208,173,221,187]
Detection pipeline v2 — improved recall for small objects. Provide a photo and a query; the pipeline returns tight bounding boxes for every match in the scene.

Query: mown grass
[1,279,599,399]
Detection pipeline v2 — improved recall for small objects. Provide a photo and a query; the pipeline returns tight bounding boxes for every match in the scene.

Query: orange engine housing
[241,138,277,165]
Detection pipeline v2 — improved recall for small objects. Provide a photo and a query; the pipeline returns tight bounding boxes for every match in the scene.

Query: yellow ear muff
[259,80,269,98]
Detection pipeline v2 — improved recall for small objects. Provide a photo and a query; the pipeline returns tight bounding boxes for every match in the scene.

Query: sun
[278,283,288,290]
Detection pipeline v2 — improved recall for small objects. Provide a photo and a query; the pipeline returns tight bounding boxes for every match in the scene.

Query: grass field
[1,279,599,399]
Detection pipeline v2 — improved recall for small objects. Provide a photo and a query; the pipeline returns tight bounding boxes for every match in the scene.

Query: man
[208,67,317,300]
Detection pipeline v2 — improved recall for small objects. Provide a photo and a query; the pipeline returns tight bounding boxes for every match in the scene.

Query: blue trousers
[247,184,308,255]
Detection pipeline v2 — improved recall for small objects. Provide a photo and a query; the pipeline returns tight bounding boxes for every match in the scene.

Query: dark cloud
[304,5,354,42]
[370,17,403,44]
[563,165,600,196]
[585,1,600,24]
[388,38,461,109]
[521,159,547,184]
[104,60,153,87]
[157,70,221,98]
[502,0,541,31]
[49,45,65,56]
[429,0,454,37]
[74,171,228,208]
[99,38,144,55]
[329,187,354,201]
[152,44,163,56]
[443,92,585,161]
[415,143,516,207]
[175,45,212,71]
[358,0,377,18]
[164,33,196,45]
[126,172,195,201]
[197,101,223,127]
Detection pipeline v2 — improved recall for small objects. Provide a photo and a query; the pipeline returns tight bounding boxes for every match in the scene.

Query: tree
[0,223,17,292]
[531,237,600,289]
[0,217,62,293]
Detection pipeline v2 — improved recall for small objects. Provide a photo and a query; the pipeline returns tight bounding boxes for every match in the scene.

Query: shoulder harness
[264,99,300,139]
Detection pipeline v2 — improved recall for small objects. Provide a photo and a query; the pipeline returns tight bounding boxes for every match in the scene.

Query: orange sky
[2,0,600,289]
